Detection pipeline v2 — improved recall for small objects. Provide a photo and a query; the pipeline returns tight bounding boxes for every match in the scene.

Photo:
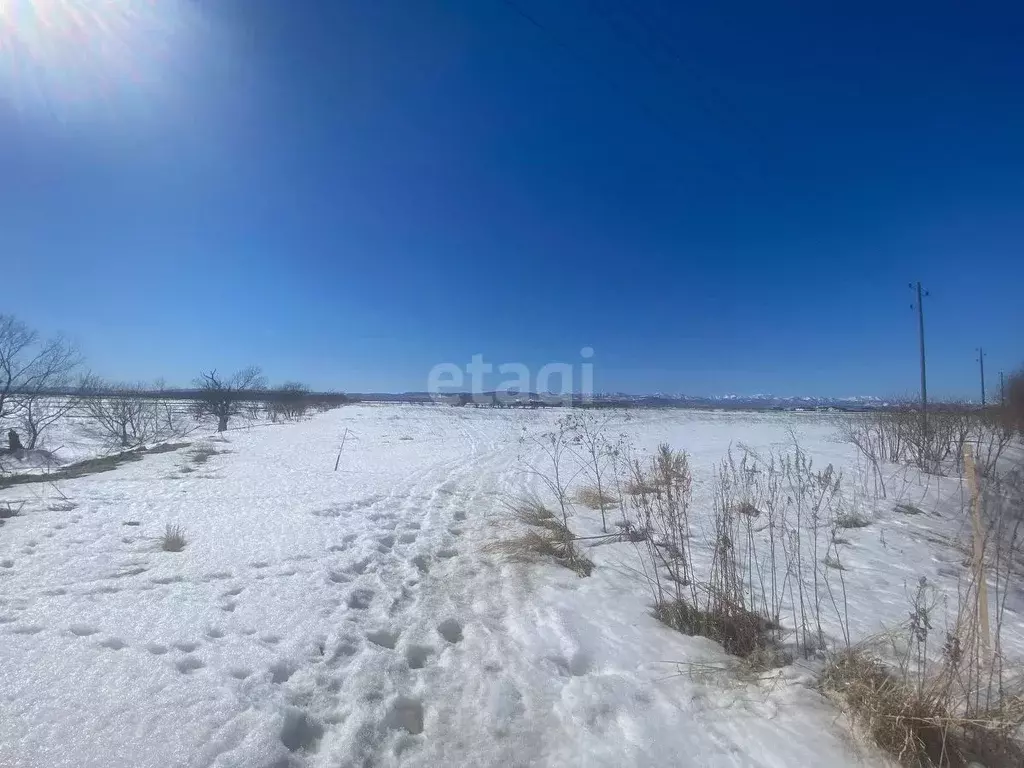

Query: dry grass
[146,441,191,455]
[625,477,663,495]
[821,649,1024,767]
[486,498,593,577]
[187,446,223,465]
[574,485,618,509]
[161,523,187,552]
[836,512,872,529]
[654,598,779,659]
[823,554,846,570]
[48,501,78,512]
[0,501,23,520]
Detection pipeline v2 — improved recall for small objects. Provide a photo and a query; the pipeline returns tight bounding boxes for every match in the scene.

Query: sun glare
[0,0,201,121]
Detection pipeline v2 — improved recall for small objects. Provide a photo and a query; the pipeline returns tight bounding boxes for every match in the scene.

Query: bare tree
[18,373,95,449]
[1007,367,1024,436]
[193,367,266,432]
[0,314,83,449]
[84,382,154,449]
[84,380,194,449]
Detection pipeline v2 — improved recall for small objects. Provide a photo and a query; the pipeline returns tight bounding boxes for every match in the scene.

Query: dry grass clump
[161,523,187,552]
[487,498,593,577]
[654,597,778,659]
[821,648,1024,767]
[625,477,664,496]
[187,445,223,465]
[0,501,23,520]
[836,511,872,529]
[574,485,618,509]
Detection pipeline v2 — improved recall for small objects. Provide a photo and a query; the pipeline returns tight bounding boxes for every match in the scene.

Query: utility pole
[911,282,929,434]
[977,348,986,406]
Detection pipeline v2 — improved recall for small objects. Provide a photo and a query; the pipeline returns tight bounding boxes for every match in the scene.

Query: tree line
[0,314,348,458]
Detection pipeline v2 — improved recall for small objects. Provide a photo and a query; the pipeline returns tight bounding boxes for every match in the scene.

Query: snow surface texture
[1,405,1017,767]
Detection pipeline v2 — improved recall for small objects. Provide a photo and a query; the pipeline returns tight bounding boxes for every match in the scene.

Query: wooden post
[964,444,991,661]
[333,428,349,472]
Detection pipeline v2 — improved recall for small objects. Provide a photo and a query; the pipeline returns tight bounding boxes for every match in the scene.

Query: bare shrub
[628,445,696,610]
[824,465,1024,767]
[822,587,1024,767]
[629,438,851,659]
[83,382,193,450]
[839,404,1016,480]
[161,524,187,552]
[1005,368,1024,435]
[564,412,624,533]
[517,415,584,530]
[266,382,311,422]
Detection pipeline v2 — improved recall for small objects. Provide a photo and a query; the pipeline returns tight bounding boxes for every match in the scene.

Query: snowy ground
[1,405,1019,767]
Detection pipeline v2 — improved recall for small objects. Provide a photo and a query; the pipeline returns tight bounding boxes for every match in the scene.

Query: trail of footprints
[272,497,471,760]
[3,488,474,763]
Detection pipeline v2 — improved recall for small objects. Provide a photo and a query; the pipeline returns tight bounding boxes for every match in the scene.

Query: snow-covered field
[1,405,1019,767]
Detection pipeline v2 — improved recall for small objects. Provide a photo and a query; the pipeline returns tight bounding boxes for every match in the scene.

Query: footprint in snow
[174,641,199,653]
[150,575,184,585]
[348,557,373,575]
[11,624,45,635]
[269,659,296,684]
[98,637,128,650]
[405,644,434,670]
[175,656,205,674]
[280,709,324,753]
[453,511,467,522]
[435,548,458,560]
[437,619,463,644]
[70,624,99,637]
[0,559,13,568]
[146,643,169,655]
[347,589,374,610]
[366,629,400,649]
[384,697,425,735]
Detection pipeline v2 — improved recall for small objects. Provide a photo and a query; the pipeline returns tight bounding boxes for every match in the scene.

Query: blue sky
[1,0,1021,397]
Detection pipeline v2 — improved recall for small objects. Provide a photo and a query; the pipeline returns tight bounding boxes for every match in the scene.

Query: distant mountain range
[348,391,888,411]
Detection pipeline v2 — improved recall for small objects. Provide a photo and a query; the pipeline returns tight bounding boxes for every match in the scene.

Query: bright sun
[0,0,201,121]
